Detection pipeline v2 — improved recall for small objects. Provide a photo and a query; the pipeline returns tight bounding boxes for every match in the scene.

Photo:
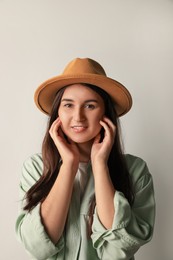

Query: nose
[73,107,86,122]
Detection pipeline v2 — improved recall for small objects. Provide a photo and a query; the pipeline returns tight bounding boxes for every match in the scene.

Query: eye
[64,103,73,108]
[85,104,96,110]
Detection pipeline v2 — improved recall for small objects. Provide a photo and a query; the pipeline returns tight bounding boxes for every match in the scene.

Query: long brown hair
[24,84,134,213]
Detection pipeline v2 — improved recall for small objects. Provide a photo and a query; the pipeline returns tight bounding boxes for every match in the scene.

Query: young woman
[16,58,155,260]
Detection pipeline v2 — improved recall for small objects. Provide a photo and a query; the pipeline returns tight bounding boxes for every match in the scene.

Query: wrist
[61,161,79,176]
[91,157,107,167]
[92,160,109,175]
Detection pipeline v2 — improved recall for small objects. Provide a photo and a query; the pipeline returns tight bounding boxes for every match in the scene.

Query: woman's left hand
[91,116,116,165]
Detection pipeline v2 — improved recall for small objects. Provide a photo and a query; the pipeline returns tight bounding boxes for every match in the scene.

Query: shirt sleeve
[91,156,155,260]
[15,154,64,260]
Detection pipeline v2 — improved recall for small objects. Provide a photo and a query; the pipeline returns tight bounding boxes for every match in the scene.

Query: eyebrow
[61,98,98,103]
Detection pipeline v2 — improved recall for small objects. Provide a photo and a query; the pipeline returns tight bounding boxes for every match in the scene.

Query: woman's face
[58,84,105,144]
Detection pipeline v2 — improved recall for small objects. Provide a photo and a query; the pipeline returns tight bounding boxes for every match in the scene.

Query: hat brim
[34,73,132,117]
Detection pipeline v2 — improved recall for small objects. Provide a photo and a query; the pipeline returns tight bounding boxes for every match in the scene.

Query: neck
[76,141,93,163]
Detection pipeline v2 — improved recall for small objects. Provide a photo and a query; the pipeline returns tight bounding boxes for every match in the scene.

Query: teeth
[73,126,85,129]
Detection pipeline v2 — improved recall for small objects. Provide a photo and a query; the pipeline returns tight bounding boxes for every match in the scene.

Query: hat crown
[62,58,107,76]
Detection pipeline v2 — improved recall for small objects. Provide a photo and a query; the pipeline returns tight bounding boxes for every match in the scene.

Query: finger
[99,120,111,134]
[101,117,116,136]
[102,116,116,130]
[51,117,61,128]
[49,118,62,139]
[58,126,65,138]
[93,133,101,144]
[49,118,61,132]
[99,121,115,141]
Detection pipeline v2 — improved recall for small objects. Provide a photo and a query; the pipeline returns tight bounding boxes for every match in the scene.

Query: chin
[71,136,94,144]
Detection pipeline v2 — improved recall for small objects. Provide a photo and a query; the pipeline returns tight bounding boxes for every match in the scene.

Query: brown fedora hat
[34,58,132,116]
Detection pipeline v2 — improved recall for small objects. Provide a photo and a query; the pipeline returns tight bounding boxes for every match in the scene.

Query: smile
[71,126,87,132]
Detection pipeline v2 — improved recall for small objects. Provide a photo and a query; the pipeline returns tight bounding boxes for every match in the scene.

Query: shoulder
[21,154,44,190]
[124,154,147,169]
[23,153,43,166]
[124,154,152,188]
[23,153,43,173]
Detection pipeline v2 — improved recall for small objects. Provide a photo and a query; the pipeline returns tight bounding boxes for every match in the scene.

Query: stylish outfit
[16,153,155,260]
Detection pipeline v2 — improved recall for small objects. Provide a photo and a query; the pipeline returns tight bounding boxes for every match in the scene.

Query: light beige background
[0,0,173,259]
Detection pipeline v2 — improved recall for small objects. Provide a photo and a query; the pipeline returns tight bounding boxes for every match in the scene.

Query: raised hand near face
[49,117,80,170]
[91,116,116,165]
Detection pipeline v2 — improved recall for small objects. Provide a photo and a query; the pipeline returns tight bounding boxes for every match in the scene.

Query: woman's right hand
[49,117,80,171]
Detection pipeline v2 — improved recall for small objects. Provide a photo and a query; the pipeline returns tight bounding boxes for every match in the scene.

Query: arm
[41,117,80,243]
[41,163,76,243]
[91,117,116,229]
[91,118,155,259]
[15,154,65,260]
[16,118,80,259]
[91,156,155,260]
[92,162,115,229]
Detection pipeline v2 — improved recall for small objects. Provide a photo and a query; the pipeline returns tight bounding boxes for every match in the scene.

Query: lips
[71,126,87,133]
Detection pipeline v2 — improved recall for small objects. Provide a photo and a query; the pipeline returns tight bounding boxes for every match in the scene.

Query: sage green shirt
[15,154,155,260]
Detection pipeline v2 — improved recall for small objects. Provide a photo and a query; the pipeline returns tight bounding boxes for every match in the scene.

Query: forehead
[61,84,104,102]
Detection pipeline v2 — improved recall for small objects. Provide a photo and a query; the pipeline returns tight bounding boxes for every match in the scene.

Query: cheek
[95,124,102,135]
[58,120,69,137]
[58,117,67,130]
[92,112,104,133]
[93,112,104,125]
[92,119,102,134]
[58,112,67,130]
[58,109,67,123]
